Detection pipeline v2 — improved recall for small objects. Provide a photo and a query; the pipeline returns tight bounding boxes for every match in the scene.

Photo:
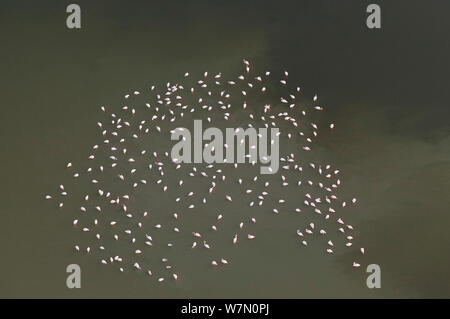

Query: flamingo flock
[45,59,365,284]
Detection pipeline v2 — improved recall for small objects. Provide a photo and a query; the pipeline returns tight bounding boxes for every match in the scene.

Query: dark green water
[1,0,449,298]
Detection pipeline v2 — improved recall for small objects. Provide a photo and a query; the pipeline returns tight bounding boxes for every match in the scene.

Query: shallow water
[1,0,449,298]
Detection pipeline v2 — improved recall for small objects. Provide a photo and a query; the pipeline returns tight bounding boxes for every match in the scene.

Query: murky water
[1,1,449,298]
